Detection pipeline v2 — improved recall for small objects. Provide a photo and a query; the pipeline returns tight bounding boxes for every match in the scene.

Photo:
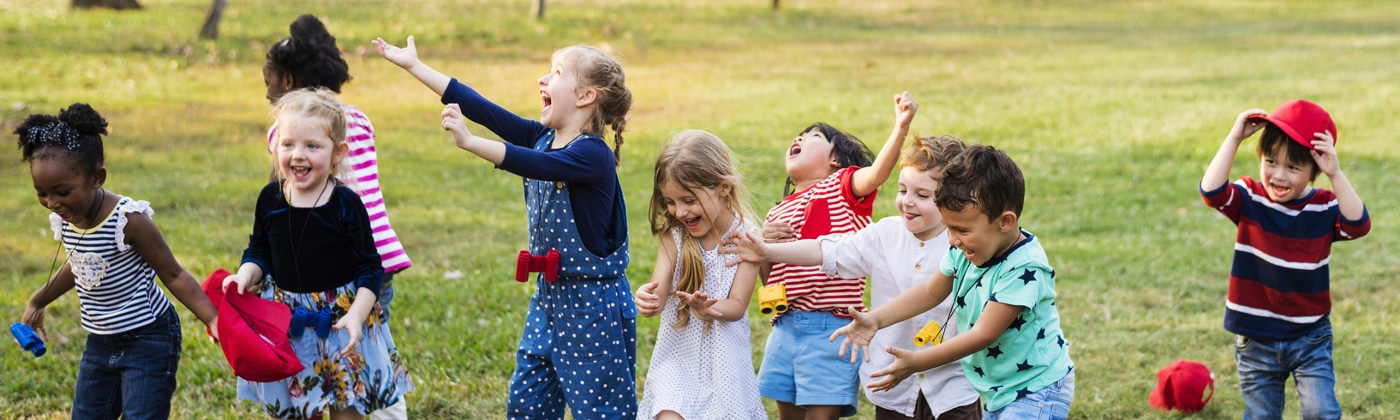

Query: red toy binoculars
[516,249,560,282]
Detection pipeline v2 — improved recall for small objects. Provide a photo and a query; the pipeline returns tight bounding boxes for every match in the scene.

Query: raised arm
[852,92,918,197]
[372,36,451,96]
[1309,133,1366,221]
[1203,109,1267,191]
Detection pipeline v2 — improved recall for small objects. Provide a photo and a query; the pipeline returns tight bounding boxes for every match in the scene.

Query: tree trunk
[72,0,141,9]
[535,0,546,19]
[199,0,227,40]
[772,0,779,10]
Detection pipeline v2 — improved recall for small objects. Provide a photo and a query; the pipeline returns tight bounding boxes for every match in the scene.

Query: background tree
[72,0,140,9]
[199,0,227,39]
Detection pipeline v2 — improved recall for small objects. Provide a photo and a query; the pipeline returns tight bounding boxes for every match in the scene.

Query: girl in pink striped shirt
[260,14,413,419]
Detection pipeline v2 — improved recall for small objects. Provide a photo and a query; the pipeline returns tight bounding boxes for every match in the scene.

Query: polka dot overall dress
[509,133,638,419]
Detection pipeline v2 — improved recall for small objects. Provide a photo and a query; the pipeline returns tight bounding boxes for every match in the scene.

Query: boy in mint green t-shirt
[831,144,1074,418]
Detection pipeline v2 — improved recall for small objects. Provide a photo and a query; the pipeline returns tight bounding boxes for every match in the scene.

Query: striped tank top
[50,197,173,335]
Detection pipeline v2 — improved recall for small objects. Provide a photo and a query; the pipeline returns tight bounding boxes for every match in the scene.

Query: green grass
[2,0,1398,418]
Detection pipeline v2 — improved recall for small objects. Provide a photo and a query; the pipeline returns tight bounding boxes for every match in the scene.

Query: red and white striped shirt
[268,104,412,273]
[765,166,875,317]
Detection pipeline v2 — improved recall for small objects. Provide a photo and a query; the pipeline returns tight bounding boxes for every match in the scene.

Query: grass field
[2,0,1398,418]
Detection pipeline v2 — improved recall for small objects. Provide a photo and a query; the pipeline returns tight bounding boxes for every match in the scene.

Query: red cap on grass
[201,268,303,382]
[1250,99,1337,149]
[1149,360,1215,413]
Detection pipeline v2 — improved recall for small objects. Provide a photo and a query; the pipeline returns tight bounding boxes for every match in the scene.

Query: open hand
[371,36,419,70]
[675,290,723,320]
[761,221,796,243]
[718,230,766,267]
[829,306,879,363]
[333,314,364,357]
[866,346,916,392]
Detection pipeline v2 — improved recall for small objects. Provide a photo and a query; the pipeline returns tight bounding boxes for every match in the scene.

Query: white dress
[637,222,766,420]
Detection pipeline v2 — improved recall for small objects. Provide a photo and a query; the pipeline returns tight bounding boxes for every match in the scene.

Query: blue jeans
[378,271,396,321]
[1236,320,1340,420]
[984,369,1074,420]
[73,309,182,420]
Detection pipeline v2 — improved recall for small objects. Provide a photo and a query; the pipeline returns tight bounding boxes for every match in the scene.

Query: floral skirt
[236,279,413,419]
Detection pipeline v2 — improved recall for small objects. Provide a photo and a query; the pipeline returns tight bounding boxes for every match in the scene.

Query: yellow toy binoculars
[914,320,945,347]
[758,283,788,315]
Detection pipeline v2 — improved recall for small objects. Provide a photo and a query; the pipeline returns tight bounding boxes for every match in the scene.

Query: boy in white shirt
[725,135,980,419]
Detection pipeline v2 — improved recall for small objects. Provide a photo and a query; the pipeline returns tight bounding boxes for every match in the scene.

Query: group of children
[11,13,1371,420]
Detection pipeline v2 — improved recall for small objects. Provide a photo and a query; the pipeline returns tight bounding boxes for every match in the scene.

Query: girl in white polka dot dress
[634,130,767,420]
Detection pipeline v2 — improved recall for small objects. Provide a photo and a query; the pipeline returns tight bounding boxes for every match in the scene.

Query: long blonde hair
[649,130,756,329]
[271,87,347,181]
[554,45,630,166]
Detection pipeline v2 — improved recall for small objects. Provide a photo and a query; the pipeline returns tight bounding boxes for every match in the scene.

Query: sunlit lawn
[1,0,1397,418]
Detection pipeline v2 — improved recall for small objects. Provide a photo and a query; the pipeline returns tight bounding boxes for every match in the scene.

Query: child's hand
[223,272,261,295]
[894,91,918,128]
[829,306,878,363]
[1310,131,1340,177]
[441,104,475,150]
[675,290,723,320]
[206,315,220,342]
[761,222,796,243]
[1228,108,1269,142]
[371,36,419,70]
[634,282,663,317]
[865,346,916,392]
[719,230,767,267]
[333,314,365,357]
[21,305,48,342]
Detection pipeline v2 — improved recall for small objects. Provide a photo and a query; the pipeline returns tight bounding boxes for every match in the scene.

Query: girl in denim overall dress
[374,36,637,419]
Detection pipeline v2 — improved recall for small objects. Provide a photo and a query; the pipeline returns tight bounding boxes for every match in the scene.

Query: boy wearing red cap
[1200,99,1370,419]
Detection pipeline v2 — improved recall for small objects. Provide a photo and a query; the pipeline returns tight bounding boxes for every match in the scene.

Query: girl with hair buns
[15,103,220,418]
[373,36,637,419]
[225,88,413,420]
[633,130,767,420]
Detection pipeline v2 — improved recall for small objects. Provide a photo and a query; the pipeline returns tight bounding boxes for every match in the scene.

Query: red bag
[201,268,303,382]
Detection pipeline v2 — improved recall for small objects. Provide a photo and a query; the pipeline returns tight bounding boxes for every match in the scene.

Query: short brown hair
[901,134,967,174]
[935,144,1024,222]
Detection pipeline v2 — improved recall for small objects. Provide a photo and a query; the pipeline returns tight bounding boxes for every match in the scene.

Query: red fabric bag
[201,268,303,382]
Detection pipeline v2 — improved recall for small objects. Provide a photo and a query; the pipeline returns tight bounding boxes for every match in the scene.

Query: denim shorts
[984,369,1074,420]
[758,310,860,417]
[1236,320,1340,420]
[378,271,396,320]
[73,308,182,419]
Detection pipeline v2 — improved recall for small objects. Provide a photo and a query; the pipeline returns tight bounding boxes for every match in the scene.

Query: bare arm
[23,262,77,341]
[865,301,1021,392]
[851,92,918,197]
[441,104,507,165]
[125,212,219,330]
[635,239,678,318]
[1203,109,1267,191]
[830,271,954,362]
[694,259,760,323]
[372,36,452,96]
[719,230,824,267]
[1309,133,1366,220]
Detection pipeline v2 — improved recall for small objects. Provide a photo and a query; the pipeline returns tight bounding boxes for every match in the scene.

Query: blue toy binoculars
[289,307,334,339]
[11,322,46,358]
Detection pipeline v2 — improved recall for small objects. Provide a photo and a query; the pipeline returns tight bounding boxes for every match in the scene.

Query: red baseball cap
[1250,99,1337,149]
[1149,360,1215,413]
[201,268,304,382]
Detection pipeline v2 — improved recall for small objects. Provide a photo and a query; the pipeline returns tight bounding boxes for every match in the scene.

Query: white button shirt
[818,217,979,417]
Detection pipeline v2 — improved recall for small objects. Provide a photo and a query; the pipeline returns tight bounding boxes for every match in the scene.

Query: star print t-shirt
[940,229,1073,411]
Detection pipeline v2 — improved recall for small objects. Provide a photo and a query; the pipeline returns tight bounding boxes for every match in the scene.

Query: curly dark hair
[935,143,1024,222]
[266,14,350,92]
[15,103,108,177]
